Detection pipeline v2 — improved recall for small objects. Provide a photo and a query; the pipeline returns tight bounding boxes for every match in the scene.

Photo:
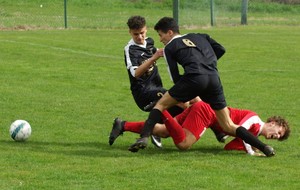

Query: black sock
[236,127,266,151]
[167,106,184,117]
[140,109,162,138]
[210,126,222,136]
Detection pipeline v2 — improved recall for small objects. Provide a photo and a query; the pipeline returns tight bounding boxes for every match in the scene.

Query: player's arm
[245,143,265,157]
[204,34,226,60]
[239,114,265,156]
[124,47,162,79]
[134,39,162,78]
[134,52,161,78]
[164,48,181,83]
[243,141,257,156]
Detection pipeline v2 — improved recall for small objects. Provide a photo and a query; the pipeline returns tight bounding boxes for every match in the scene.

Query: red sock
[123,121,145,134]
[162,110,186,144]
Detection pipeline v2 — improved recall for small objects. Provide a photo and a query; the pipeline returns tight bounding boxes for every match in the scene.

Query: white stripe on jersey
[240,115,264,132]
[240,115,265,155]
[162,50,174,82]
[199,127,207,138]
[164,35,182,82]
[124,39,148,77]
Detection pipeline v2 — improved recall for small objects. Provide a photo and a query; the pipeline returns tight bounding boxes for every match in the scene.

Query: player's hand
[189,97,201,105]
[156,48,164,57]
[152,49,163,61]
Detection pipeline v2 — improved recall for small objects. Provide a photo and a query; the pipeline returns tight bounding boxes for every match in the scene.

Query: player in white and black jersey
[124,34,165,111]
[109,16,185,148]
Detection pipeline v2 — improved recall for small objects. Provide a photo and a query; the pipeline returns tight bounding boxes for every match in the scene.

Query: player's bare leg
[174,129,197,150]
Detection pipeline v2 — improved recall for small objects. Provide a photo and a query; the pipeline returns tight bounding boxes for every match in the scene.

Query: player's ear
[167,29,174,36]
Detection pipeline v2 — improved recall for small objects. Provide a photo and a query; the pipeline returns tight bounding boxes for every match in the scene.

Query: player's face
[265,122,286,140]
[129,26,147,45]
[157,30,173,46]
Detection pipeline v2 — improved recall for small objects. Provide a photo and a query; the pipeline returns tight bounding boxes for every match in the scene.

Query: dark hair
[154,17,180,34]
[127,15,146,30]
[266,116,290,141]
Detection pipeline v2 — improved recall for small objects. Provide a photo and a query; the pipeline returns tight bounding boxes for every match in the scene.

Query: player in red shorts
[110,100,290,156]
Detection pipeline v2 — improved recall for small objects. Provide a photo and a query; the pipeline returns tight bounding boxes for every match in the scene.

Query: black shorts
[134,87,167,111]
[168,74,227,110]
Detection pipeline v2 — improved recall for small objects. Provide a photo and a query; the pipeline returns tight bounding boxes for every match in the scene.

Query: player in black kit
[123,16,166,111]
[128,17,275,157]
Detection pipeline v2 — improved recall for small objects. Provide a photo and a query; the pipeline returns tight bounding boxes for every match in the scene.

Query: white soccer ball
[9,120,32,141]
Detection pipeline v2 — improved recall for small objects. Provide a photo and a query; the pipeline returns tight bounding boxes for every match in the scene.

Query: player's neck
[260,123,270,137]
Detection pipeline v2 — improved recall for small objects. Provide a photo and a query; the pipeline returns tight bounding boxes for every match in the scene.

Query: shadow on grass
[0,139,229,158]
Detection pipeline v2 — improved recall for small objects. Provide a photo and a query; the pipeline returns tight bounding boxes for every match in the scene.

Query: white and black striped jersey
[124,37,165,110]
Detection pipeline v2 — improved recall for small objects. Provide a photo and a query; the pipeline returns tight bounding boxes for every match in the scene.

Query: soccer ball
[9,120,32,141]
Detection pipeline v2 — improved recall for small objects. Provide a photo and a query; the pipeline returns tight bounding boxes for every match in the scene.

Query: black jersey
[124,37,165,110]
[164,33,225,83]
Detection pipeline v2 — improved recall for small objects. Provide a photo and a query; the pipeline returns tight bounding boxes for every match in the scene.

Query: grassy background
[1,25,299,190]
[1,0,300,29]
[1,0,300,189]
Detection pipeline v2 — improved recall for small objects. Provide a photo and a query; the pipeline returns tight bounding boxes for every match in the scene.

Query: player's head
[127,15,147,45]
[154,17,179,34]
[264,116,290,141]
[154,17,180,45]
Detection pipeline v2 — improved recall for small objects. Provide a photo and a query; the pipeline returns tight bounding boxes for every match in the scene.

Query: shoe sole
[108,118,123,146]
[128,142,147,152]
[151,135,162,148]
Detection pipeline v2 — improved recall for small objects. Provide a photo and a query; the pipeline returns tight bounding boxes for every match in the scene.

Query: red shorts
[175,101,216,140]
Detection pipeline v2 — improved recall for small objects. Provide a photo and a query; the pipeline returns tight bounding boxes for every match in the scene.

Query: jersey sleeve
[203,34,226,60]
[163,47,181,83]
[124,46,139,77]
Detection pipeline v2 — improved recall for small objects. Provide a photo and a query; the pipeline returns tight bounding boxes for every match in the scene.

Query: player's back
[165,33,218,75]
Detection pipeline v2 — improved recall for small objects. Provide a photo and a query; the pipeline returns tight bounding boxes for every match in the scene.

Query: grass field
[0,25,299,189]
[1,0,300,189]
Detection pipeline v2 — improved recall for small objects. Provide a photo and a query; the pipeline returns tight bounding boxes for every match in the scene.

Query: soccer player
[114,16,184,148]
[123,15,167,112]
[110,100,290,156]
[128,17,275,157]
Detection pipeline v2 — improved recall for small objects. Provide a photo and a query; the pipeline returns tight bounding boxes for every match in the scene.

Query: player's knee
[176,142,192,150]
[153,130,169,138]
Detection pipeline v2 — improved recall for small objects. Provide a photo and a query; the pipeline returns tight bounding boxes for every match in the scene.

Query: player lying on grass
[109,99,290,156]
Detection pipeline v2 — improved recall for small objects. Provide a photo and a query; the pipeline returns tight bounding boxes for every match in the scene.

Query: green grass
[0,1,300,189]
[0,25,299,189]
